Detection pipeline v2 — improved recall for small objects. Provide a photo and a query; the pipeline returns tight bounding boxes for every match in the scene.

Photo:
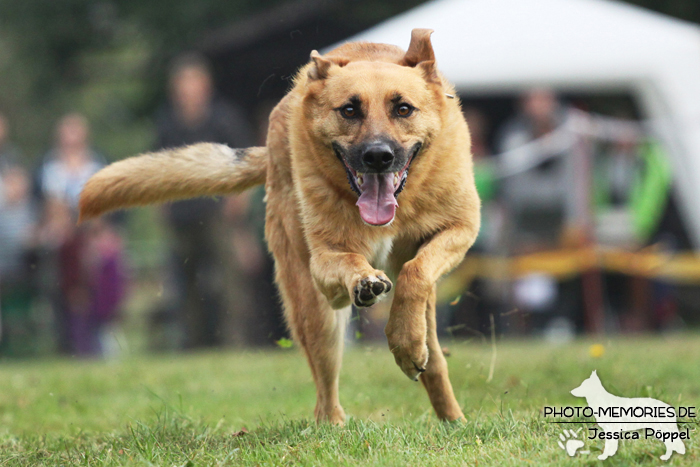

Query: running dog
[79,29,480,424]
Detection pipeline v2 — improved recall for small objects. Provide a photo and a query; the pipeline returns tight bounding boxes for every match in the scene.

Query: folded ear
[402,29,439,84]
[307,50,349,81]
[402,28,435,67]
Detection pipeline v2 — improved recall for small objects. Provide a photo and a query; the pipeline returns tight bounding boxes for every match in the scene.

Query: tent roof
[344,0,700,93]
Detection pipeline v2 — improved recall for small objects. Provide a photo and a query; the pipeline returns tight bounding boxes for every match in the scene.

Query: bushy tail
[79,143,267,221]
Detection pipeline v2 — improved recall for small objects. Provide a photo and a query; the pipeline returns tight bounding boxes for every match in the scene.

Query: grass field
[0,334,698,466]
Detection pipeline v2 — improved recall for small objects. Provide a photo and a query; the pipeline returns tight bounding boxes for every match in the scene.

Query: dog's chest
[368,237,394,270]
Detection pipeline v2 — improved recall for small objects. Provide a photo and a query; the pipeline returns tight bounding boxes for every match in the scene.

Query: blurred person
[593,125,642,247]
[448,108,506,337]
[463,107,500,250]
[33,198,75,353]
[0,113,21,207]
[34,114,113,354]
[87,218,127,357]
[0,166,39,356]
[463,107,490,160]
[496,88,576,249]
[36,113,104,210]
[499,89,563,150]
[155,53,257,349]
[496,89,581,335]
[238,100,289,345]
[0,112,20,173]
[594,132,677,331]
[595,129,673,245]
[57,217,126,356]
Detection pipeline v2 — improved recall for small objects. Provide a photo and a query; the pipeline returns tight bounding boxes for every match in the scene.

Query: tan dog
[80,29,480,424]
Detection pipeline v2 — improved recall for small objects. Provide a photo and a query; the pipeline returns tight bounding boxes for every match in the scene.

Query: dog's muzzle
[333,142,420,226]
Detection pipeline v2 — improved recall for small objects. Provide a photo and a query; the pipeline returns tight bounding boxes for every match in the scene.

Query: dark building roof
[198,0,426,122]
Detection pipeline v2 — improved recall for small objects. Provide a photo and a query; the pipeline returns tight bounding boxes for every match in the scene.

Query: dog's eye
[340,104,358,119]
[396,103,414,118]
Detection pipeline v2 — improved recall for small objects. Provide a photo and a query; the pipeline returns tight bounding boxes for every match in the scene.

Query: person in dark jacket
[156,53,256,348]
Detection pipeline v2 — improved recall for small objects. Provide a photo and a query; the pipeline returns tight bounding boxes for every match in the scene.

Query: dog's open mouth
[334,144,419,227]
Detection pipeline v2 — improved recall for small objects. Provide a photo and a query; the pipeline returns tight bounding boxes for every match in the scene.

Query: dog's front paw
[386,329,429,381]
[353,274,392,307]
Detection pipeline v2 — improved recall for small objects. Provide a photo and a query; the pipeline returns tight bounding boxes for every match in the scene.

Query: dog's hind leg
[419,285,464,421]
[263,95,348,424]
[287,285,349,425]
[301,300,350,425]
[310,304,350,424]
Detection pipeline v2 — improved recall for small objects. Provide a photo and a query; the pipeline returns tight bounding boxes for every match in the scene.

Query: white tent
[344,0,700,247]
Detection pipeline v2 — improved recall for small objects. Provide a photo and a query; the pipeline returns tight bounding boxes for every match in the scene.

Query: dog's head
[570,370,602,398]
[301,29,445,226]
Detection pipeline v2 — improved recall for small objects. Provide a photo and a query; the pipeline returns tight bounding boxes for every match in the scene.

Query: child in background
[0,166,38,356]
[58,217,127,357]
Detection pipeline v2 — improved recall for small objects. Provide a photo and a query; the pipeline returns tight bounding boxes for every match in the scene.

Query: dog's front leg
[386,225,477,380]
[310,250,393,310]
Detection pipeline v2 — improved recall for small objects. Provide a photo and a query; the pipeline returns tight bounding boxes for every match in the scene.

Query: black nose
[361,143,394,172]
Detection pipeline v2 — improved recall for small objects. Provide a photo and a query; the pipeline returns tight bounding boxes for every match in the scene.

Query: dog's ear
[403,28,435,66]
[307,50,348,81]
[591,370,599,380]
[402,29,439,84]
[416,60,439,84]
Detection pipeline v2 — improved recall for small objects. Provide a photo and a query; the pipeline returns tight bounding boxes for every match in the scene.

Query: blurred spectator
[0,112,20,173]
[463,107,500,251]
[594,133,677,331]
[496,89,581,336]
[496,88,577,250]
[33,114,128,356]
[0,166,38,356]
[33,198,74,353]
[446,108,505,336]
[35,114,104,210]
[58,217,126,356]
[593,125,641,247]
[0,112,21,208]
[155,53,258,349]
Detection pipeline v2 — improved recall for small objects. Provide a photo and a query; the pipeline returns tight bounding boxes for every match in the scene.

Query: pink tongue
[356,173,398,225]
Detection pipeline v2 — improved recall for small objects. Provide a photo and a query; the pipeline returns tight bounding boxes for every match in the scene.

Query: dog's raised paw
[353,275,392,307]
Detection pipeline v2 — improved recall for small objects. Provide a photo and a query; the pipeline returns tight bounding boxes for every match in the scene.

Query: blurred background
[1,0,700,359]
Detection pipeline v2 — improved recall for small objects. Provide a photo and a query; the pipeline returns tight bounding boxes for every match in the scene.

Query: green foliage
[0,0,428,163]
[0,0,286,161]
[276,337,294,349]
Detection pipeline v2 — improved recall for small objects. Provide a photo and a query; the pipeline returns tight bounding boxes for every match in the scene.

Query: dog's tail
[79,143,267,222]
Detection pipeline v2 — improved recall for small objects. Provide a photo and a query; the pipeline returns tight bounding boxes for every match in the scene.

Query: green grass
[0,335,698,465]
